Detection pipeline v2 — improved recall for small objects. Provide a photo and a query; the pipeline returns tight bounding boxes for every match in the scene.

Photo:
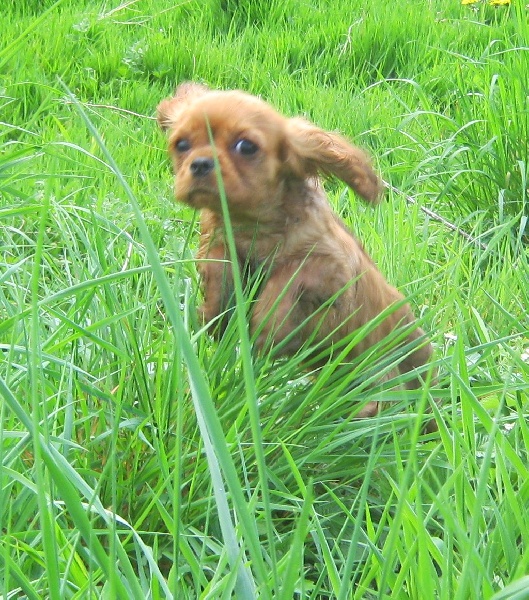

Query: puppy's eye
[175,138,191,153]
[233,139,259,156]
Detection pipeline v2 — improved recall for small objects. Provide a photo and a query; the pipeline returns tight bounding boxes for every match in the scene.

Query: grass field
[1,0,529,598]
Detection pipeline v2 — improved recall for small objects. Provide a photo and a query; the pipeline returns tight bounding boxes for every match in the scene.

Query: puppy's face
[158,83,382,221]
[158,85,289,220]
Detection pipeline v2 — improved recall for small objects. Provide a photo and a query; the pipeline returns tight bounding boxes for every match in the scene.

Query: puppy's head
[157,82,289,220]
[158,83,382,220]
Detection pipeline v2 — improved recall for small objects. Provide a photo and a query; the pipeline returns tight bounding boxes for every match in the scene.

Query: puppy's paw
[355,401,379,419]
[196,303,231,339]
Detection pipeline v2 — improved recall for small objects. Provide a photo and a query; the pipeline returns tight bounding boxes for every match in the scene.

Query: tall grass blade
[63,85,267,597]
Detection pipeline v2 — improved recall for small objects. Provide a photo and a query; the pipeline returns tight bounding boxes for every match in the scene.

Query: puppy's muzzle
[190,157,215,178]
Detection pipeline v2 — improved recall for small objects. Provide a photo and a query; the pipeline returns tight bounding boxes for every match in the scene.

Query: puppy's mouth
[181,187,220,208]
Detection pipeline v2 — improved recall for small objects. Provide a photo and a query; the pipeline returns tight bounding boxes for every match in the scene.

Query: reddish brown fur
[158,83,435,425]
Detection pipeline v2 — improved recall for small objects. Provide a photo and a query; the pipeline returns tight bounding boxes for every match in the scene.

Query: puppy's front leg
[250,262,304,353]
[251,256,348,353]
[197,243,233,336]
[251,262,380,419]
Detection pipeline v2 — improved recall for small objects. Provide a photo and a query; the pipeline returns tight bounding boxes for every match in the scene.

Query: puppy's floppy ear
[157,82,210,131]
[284,117,383,203]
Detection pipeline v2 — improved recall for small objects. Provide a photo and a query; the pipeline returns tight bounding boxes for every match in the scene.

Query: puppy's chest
[234,237,281,280]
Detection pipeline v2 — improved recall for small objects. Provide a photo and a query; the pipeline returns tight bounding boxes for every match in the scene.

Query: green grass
[1,0,528,598]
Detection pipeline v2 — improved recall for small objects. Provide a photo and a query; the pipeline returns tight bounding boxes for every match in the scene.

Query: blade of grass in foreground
[490,575,529,600]
[29,186,61,600]
[210,122,279,588]
[64,86,269,597]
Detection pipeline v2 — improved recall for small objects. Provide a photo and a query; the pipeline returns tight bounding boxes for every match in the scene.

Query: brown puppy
[158,83,435,421]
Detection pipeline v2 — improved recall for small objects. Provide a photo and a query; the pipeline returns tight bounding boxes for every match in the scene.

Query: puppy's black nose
[190,157,215,178]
